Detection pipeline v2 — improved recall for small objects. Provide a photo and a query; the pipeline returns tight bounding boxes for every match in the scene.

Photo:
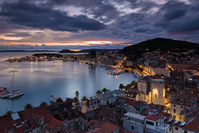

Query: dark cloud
[153,0,199,35]
[168,14,199,33]
[161,1,187,21]
[0,20,15,34]
[0,0,106,32]
[0,0,199,47]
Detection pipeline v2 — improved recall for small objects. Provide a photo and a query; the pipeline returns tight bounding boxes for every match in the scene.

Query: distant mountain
[120,38,199,61]
[0,50,57,52]
[59,49,120,53]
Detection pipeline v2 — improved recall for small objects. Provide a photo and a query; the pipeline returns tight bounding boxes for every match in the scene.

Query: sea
[0,52,137,116]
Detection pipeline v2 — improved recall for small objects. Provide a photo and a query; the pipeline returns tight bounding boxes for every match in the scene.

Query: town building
[137,76,166,106]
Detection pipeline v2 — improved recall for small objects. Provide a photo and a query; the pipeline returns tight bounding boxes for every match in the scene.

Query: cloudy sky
[0,0,198,49]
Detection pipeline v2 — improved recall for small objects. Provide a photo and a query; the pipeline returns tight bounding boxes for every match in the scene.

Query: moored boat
[0,87,11,99]
[9,90,24,99]
[7,72,25,99]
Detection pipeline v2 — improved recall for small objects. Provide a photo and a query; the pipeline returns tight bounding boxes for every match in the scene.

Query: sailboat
[8,72,24,99]
[0,87,10,98]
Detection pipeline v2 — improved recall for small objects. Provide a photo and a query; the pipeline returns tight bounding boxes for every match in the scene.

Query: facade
[96,90,125,105]
[123,112,145,133]
[170,91,197,121]
[150,77,165,106]
[145,111,170,133]
[79,98,101,113]
[137,76,165,106]
[123,111,170,133]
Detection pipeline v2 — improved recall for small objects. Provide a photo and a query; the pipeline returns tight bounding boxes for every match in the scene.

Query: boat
[50,95,60,103]
[8,72,24,99]
[0,87,11,99]
[9,90,24,99]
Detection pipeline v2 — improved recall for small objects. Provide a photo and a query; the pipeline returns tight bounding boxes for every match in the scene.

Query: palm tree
[75,91,79,99]
[119,84,124,90]
[96,90,102,95]
[65,98,72,102]
[56,97,63,103]
[24,103,33,110]
[40,101,48,107]
[102,88,107,94]
[81,96,88,102]
[73,97,79,108]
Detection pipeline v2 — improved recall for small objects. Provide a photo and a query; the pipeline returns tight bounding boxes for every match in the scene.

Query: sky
[0,0,198,50]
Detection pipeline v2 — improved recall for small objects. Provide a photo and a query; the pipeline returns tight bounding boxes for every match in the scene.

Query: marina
[0,52,137,116]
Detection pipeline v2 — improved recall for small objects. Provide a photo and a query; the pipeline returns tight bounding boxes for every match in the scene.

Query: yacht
[8,72,24,99]
[0,87,11,99]
[9,90,24,99]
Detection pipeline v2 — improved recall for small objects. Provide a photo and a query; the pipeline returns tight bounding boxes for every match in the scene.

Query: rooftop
[124,112,146,121]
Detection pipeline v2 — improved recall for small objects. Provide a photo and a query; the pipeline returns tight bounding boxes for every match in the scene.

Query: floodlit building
[137,76,165,106]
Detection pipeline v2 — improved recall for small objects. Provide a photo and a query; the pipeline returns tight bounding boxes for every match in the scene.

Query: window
[173,115,176,120]
[173,109,176,113]
[131,126,134,130]
[175,127,178,130]
[173,104,176,107]
[146,121,154,126]
[184,131,187,133]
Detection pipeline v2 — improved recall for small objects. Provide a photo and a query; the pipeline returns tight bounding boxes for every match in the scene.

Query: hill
[120,38,199,61]
[59,49,120,53]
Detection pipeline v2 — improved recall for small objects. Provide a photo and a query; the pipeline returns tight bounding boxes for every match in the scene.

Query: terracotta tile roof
[20,106,53,123]
[87,121,119,133]
[95,106,123,125]
[126,99,146,107]
[45,117,64,131]
[183,117,199,131]
[121,128,134,133]
[145,112,164,121]
[100,121,119,132]
[147,103,165,112]
[88,119,101,128]
[171,91,197,107]
[0,115,15,133]
[119,97,146,107]
[0,106,54,133]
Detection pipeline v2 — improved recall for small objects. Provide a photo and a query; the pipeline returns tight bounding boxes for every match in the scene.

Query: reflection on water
[0,52,137,116]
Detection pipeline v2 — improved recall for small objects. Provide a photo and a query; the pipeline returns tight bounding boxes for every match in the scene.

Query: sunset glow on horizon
[0,0,198,50]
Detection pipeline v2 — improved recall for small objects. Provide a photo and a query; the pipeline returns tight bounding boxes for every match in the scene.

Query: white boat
[50,95,59,103]
[9,90,24,99]
[0,87,11,99]
[8,72,24,99]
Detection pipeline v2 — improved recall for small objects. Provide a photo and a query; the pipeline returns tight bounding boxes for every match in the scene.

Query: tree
[56,97,63,103]
[96,90,102,95]
[102,88,107,94]
[119,84,124,90]
[81,96,88,102]
[5,111,12,116]
[73,97,79,108]
[24,103,33,110]
[40,101,48,107]
[73,97,79,103]
[65,98,72,102]
[75,91,79,99]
